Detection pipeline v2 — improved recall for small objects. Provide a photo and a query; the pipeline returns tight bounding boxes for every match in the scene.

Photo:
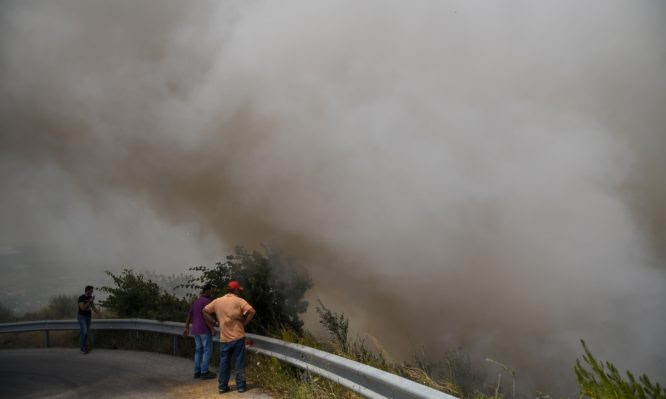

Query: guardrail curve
[0,319,457,399]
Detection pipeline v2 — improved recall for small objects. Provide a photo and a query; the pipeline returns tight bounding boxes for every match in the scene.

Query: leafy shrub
[184,246,311,335]
[100,269,189,321]
[143,271,194,298]
[575,340,665,399]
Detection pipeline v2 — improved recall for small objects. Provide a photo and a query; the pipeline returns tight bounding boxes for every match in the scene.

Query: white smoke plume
[1,0,665,394]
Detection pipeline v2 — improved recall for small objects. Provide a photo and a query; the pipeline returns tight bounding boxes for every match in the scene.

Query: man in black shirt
[78,285,100,354]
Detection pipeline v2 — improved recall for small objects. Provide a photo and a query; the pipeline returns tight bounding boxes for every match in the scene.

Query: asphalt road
[0,348,273,398]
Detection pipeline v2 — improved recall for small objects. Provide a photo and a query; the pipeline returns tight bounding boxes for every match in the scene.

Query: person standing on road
[203,280,255,394]
[77,285,100,354]
[183,283,217,380]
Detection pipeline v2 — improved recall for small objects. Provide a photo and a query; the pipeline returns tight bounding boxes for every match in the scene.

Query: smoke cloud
[2,0,665,394]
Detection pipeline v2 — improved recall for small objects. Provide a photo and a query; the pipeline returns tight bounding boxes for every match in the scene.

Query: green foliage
[278,327,321,349]
[315,299,349,350]
[575,340,665,399]
[143,271,194,298]
[184,246,311,335]
[100,269,189,321]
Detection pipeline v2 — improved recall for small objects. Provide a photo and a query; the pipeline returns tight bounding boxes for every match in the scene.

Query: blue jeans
[77,314,91,351]
[218,338,246,390]
[193,332,213,373]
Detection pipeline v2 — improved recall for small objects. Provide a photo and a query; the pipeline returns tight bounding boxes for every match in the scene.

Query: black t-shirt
[78,294,92,317]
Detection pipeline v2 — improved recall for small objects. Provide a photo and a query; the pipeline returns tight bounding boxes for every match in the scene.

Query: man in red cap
[203,280,255,394]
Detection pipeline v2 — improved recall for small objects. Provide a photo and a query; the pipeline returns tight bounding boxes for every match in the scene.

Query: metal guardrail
[0,319,457,399]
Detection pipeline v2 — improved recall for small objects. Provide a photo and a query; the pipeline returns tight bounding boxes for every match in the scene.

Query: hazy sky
[1,0,665,394]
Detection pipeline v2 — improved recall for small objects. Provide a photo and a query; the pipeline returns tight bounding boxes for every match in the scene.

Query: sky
[1,0,665,395]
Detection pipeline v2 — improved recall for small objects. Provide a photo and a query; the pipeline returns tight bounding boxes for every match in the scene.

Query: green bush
[143,271,193,298]
[184,246,311,335]
[100,269,189,321]
[575,340,665,399]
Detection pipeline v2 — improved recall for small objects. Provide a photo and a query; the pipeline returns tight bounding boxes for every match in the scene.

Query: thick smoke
[1,0,665,394]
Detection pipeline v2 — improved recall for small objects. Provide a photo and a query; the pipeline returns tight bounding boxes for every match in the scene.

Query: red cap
[227,281,244,291]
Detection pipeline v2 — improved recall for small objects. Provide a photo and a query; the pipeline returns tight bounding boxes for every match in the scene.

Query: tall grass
[575,340,665,399]
[313,301,463,397]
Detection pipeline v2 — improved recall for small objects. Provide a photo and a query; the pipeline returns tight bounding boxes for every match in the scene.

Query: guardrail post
[43,330,49,348]
[172,335,178,356]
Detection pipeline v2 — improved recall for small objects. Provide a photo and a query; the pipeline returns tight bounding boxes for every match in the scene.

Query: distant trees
[0,294,80,322]
[0,303,15,323]
[24,294,80,320]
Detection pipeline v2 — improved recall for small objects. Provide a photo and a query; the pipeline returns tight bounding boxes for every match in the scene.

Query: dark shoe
[81,349,88,354]
[218,386,230,393]
[200,371,217,380]
[193,371,201,379]
[237,387,246,393]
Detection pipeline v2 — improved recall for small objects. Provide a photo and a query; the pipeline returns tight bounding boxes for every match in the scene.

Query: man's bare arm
[243,308,256,327]
[202,311,218,327]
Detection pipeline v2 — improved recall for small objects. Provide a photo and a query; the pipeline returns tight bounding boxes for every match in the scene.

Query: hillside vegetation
[1,246,664,398]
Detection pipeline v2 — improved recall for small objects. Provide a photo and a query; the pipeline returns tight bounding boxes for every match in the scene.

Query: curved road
[0,348,273,398]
